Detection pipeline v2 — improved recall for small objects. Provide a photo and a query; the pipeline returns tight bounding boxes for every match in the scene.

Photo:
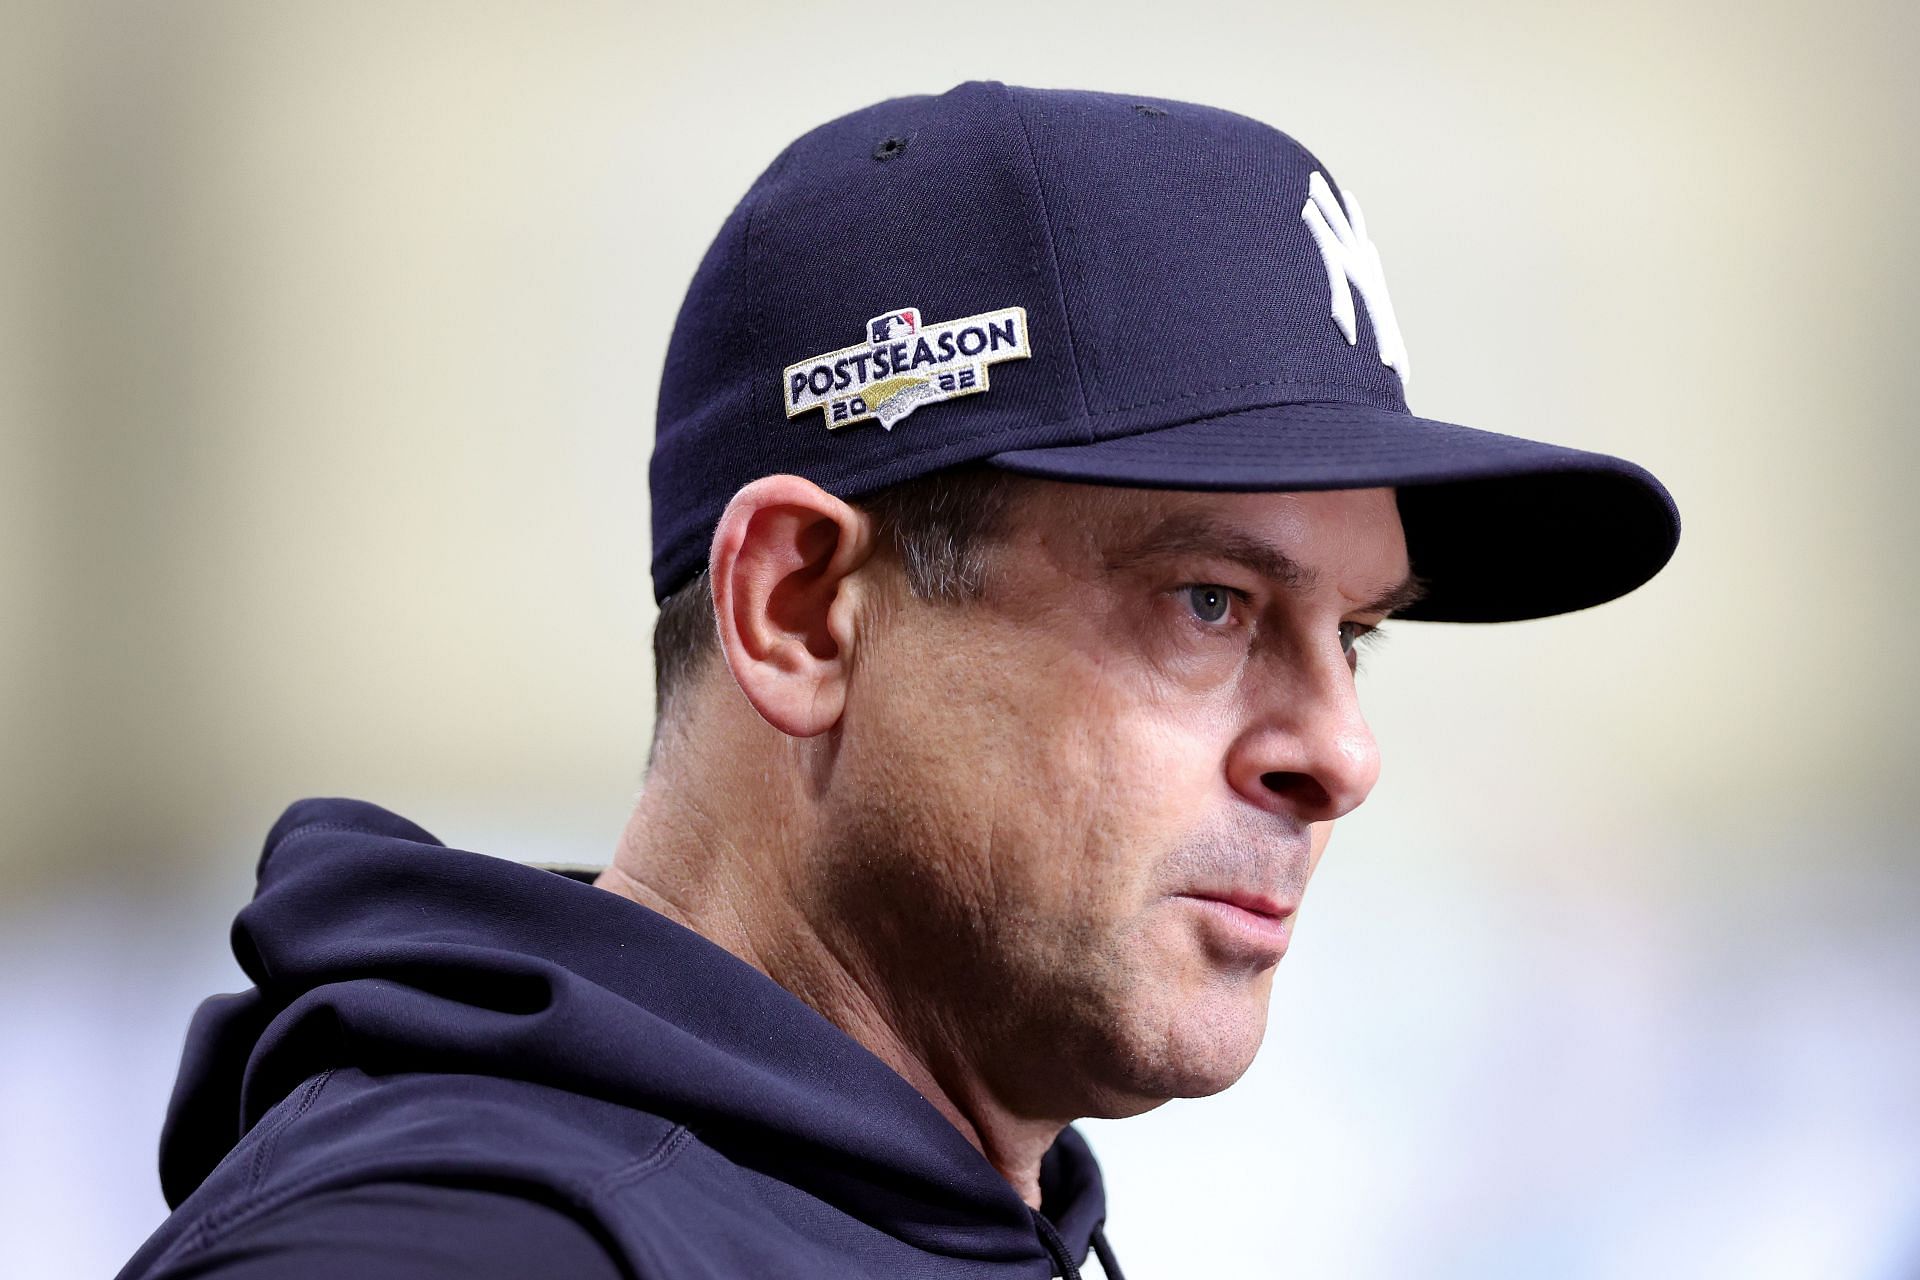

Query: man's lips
[1180,889,1297,921]
[1175,890,1298,961]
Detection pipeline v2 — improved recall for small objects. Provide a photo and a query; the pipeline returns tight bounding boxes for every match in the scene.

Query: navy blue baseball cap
[649,81,1680,622]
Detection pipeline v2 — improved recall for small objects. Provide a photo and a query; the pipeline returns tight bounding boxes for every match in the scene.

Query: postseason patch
[784,306,1030,431]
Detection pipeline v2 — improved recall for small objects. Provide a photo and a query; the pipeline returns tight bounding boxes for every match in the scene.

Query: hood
[158,798,1123,1276]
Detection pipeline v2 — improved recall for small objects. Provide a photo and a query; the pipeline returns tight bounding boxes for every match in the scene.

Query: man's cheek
[1081,720,1205,869]
[1307,822,1334,876]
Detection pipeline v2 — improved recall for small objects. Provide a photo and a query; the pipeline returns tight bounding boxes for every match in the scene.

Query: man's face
[803,481,1414,1119]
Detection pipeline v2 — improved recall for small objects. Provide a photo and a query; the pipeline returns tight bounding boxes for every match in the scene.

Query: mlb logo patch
[784,305,1031,431]
[868,308,920,344]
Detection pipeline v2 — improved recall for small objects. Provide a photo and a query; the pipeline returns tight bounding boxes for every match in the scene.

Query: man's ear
[707,474,878,738]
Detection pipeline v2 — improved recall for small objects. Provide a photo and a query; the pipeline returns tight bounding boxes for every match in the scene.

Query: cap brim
[986,401,1680,623]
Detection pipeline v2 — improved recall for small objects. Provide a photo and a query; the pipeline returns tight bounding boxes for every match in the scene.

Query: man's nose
[1225,651,1382,824]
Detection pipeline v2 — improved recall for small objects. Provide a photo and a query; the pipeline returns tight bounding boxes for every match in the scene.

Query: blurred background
[3,2,1915,1276]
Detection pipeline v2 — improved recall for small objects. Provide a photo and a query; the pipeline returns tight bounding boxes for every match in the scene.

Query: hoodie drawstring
[1030,1209,1128,1280]
[1029,1208,1080,1279]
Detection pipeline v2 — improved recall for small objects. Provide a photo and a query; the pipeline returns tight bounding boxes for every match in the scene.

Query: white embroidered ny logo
[1301,171,1411,384]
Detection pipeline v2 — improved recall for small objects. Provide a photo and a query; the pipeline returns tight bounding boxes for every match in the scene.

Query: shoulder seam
[247,1068,336,1193]
[591,1124,695,1196]
[162,1144,626,1275]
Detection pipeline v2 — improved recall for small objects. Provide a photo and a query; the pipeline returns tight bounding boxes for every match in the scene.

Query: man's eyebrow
[1104,511,1430,616]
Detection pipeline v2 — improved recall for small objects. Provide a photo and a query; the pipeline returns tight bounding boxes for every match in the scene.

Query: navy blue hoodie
[117,799,1128,1279]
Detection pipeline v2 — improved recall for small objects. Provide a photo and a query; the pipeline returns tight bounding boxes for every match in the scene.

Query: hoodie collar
[160,798,1114,1272]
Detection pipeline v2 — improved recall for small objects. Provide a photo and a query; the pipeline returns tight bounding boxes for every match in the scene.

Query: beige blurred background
[3,2,1916,1277]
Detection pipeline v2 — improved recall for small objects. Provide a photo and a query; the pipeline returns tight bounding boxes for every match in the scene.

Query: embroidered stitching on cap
[782,306,1032,431]
[1301,171,1411,384]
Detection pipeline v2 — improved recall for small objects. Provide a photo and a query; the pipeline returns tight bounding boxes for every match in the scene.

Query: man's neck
[594,782,1063,1210]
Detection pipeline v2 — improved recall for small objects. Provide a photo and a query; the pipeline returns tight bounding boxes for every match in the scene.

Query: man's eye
[1339,620,1387,661]
[1183,584,1236,625]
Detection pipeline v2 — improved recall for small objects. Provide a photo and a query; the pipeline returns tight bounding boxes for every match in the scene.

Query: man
[117,82,1678,1279]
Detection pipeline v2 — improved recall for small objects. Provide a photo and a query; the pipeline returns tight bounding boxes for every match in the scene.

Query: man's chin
[1084,998,1270,1112]
[1078,1056,1261,1119]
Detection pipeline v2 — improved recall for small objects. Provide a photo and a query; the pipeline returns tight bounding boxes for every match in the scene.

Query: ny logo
[1301,171,1411,384]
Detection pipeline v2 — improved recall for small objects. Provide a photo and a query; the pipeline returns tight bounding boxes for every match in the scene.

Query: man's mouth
[1184,889,1296,921]
[1175,891,1296,961]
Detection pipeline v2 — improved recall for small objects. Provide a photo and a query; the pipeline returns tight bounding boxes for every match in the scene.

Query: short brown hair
[649,464,1028,746]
